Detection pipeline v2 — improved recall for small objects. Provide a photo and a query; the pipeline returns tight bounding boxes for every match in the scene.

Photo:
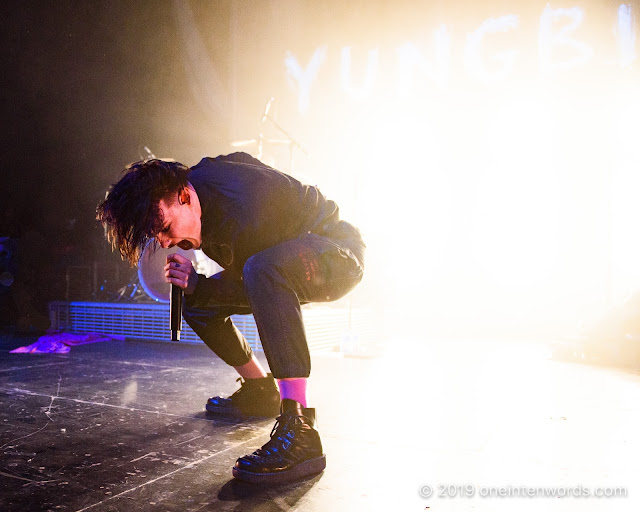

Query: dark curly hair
[96,159,190,266]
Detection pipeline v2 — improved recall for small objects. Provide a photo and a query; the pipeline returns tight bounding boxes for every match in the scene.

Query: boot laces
[229,377,249,399]
[270,413,303,438]
[256,413,304,456]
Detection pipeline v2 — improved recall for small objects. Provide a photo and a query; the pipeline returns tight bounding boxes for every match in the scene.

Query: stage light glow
[396,26,451,91]
[340,47,379,100]
[285,46,328,114]
[471,96,561,291]
[174,1,640,340]
[609,98,640,301]
[539,6,593,73]
[464,15,520,84]
[617,4,636,67]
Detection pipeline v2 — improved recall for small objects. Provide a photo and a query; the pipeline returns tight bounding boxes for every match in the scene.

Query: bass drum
[137,242,222,303]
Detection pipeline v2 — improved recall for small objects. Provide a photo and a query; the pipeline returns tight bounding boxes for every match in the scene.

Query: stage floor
[1,334,640,511]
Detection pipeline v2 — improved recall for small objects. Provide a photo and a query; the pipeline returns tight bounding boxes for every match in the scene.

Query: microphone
[170,284,183,341]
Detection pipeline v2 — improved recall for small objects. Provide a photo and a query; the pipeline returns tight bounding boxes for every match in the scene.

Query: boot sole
[205,404,279,419]
[232,455,326,484]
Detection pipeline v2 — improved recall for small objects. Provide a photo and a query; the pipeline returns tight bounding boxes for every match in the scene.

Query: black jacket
[188,152,340,276]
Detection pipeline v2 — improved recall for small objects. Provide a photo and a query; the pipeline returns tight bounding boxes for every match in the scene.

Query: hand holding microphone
[165,254,198,341]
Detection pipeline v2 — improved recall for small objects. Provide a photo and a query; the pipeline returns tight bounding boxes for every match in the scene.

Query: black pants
[182,221,365,379]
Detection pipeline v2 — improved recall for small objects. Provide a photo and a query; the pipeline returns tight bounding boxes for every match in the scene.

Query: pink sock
[277,378,307,408]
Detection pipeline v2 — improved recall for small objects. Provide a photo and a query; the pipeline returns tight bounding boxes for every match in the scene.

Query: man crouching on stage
[96,152,365,484]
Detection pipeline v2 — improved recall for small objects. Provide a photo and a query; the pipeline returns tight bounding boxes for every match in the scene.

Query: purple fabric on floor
[10,332,125,354]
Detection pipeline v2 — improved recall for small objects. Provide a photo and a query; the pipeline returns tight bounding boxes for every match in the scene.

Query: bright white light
[464,15,520,84]
[270,2,640,338]
[539,6,593,73]
[396,25,451,91]
[609,99,640,301]
[285,46,328,114]
[340,46,379,100]
[617,4,636,67]
[472,97,561,290]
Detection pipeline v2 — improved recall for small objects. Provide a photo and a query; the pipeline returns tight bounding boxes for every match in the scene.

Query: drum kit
[106,242,220,304]
[137,242,220,303]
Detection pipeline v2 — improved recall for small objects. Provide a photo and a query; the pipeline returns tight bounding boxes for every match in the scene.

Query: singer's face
[156,185,202,251]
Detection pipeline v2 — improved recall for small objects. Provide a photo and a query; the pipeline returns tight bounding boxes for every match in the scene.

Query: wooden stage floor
[1,333,639,511]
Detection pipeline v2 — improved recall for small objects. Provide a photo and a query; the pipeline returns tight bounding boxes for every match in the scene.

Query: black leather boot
[232,398,326,484]
[206,373,280,418]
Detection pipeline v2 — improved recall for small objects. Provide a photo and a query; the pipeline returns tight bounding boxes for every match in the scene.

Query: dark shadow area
[217,473,324,507]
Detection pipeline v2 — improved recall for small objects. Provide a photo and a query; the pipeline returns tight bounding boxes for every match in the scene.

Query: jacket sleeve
[184,270,249,308]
